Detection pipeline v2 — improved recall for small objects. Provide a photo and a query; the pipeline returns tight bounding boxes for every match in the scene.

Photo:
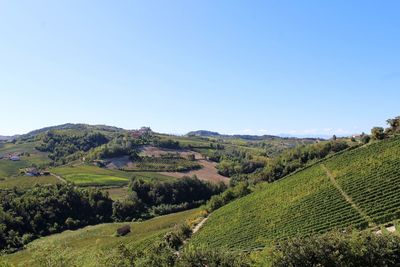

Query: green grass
[100,187,129,201]
[0,142,50,179]
[0,175,61,189]
[51,165,132,186]
[190,136,400,251]
[51,165,175,186]
[3,209,202,267]
[129,171,175,182]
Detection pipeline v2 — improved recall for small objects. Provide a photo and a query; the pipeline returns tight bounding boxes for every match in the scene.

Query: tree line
[113,176,225,221]
[0,176,223,252]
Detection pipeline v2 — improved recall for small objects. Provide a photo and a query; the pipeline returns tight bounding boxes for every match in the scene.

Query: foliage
[371,127,385,140]
[267,230,400,267]
[255,140,351,183]
[97,220,249,267]
[130,176,225,207]
[177,245,250,267]
[155,139,181,149]
[191,136,400,251]
[36,131,109,164]
[88,134,140,160]
[4,209,201,267]
[0,184,113,251]
[206,182,251,212]
[113,176,225,221]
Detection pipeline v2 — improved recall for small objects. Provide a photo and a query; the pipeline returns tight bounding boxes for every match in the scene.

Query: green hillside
[4,209,202,267]
[190,136,400,250]
[0,142,50,179]
[51,165,175,186]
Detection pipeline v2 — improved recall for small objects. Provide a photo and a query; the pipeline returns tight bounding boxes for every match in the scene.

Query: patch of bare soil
[105,146,229,184]
[140,146,203,160]
[160,159,229,184]
[105,156,132,169]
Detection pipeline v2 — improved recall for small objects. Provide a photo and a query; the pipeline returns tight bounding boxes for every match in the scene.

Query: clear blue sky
[1,0,399,136]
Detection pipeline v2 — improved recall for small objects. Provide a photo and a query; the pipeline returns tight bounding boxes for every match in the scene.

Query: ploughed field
[190,136,400,250]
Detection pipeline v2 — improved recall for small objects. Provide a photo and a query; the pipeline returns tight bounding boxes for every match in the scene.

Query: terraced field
[4,209,202,267]
[190,137,400,250]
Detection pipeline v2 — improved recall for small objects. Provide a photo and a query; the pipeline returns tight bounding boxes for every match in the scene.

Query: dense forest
[113,176,225,221]
[0,176,222,252]
[0,185,112,252]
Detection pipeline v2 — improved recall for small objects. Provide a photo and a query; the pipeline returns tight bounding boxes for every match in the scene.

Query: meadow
[0,175,61,189]
[51,165,175,186]
[4,209,202,267]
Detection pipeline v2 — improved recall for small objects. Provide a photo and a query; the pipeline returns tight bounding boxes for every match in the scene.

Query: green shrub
[177,245,250,267]
[267,230,400,267]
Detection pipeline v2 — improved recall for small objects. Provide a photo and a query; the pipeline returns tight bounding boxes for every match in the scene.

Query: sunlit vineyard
[325,136,400,224]
[190,136,400,250]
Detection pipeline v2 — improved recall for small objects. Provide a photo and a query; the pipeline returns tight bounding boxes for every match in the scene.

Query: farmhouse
[9,155,20,161]
[25,167,40,176]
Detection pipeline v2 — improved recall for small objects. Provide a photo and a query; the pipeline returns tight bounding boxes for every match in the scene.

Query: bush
[267,230,400,267]
[177,245,250,267]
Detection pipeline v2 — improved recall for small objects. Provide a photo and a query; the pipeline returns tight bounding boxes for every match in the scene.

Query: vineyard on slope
[190,136,400,250]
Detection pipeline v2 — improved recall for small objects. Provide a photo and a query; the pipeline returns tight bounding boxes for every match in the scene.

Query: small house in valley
[25,167,40,176]
[9,155,20,161]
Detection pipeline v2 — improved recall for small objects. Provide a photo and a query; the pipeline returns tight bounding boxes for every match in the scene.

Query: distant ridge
[187,130,321,141]
[0,135,17,141]
[22,123,126,138]
[187,130,221,137]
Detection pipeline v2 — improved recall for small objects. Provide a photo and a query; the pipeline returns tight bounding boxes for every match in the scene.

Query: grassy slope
[4,209,202,267]
[190,137,400,250]
[0,142,50,178]
[0,175,61,189]
[51,165,174,186]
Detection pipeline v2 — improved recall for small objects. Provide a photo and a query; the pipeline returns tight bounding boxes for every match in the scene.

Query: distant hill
[190,136,400,250]
[20,123,125,138]
[187,130,221,137]
[0,135,15,141]
[187,130,321,141]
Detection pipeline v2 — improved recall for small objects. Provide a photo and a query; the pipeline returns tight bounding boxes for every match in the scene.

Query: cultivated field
[190,136,400,250]
[51,165,132,186]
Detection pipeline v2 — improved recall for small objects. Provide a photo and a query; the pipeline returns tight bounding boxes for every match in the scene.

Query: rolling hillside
[190,136,400,250]
[4,209,202,267]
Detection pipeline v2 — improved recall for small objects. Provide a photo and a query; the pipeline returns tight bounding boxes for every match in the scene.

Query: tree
[361,135,370,144]
[371,127,385,140]
[386,116,400,135]
[332,135,337,141]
